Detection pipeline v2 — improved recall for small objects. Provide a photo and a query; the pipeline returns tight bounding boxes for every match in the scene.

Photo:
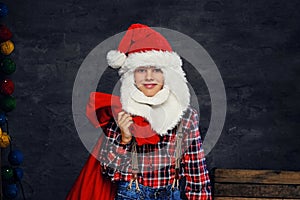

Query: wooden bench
[211,168,300,200]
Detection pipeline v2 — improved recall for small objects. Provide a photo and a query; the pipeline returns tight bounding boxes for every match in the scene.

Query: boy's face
[134,66,164,97]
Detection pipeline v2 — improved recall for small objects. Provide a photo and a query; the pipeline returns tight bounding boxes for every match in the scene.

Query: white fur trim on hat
[106,50,126,68]
[119,50,182,75]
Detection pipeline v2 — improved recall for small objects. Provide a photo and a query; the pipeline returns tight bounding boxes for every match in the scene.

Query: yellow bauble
[0,131,10,148]
[0,40,14,55]
[0,127,2,137]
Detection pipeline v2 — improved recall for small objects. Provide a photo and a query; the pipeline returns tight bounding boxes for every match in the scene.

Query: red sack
[86,92,160,145]
[65,134,117,200]
[66,92,160,200]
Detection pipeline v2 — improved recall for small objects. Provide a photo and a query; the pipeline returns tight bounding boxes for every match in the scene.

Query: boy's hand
[117,111,133,144]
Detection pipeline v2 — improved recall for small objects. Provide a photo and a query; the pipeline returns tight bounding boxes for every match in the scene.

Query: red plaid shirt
[99,107,212,199]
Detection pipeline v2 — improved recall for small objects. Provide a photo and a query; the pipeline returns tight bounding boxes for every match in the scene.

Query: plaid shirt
[99,107,212,199]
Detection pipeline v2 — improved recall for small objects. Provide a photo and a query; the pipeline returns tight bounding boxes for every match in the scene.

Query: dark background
[1,0,299,199]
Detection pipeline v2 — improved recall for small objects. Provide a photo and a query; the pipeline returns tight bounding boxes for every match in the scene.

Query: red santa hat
[106,24,190,134]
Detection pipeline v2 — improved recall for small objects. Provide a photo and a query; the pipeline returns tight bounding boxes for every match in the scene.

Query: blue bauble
[8,150,24,166]
[0,3,8,17]
[0,112,6,125]
[3,184,18,199]
[14,167,24,181]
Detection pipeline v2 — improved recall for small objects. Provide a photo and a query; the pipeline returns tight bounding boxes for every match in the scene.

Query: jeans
[115,181,182,200]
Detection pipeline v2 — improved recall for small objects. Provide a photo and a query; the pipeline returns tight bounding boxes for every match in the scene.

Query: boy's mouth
[143,84,157,89]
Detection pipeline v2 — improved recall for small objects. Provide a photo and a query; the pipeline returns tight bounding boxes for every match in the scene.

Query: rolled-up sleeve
[98,120,132,175]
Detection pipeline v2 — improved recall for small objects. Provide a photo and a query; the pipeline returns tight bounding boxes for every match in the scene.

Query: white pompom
[106,50,126,68]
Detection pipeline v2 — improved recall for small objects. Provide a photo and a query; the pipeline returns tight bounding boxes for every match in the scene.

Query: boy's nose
[145,69,153,80]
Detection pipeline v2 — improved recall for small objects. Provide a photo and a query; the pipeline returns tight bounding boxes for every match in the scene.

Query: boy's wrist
[120,135,132,144]
[120,130,132,144]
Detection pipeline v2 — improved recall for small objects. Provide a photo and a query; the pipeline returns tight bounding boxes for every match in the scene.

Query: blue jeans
[115,181,182,200]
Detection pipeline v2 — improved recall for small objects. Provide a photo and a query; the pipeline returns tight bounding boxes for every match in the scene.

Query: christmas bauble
[0,40,14,55]
[8,150,24,166]
[0,24,12,42]
[0,3,8,17]
[0,131,10,148]
[0,79,14,95]
[0,95,16,112]
[1,166,14,181]
[14,167,24,181]
[0,112,6,125]
[0,57,16,74]
[3,184,18,199]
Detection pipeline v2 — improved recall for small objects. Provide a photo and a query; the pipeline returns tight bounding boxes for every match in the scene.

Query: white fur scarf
[120,72,189,135]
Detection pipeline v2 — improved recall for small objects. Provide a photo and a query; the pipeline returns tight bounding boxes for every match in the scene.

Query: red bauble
[0,24,12,43]
[0,79,14,95]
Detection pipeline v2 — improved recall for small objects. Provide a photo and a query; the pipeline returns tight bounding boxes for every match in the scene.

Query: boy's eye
[153,68,162,73]
[135,67,162,73]
[136,68,146,73]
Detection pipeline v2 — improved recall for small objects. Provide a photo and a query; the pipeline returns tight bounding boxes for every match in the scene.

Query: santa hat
[106,24,190,134]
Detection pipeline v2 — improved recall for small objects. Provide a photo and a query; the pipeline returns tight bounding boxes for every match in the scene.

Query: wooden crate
[211,168,300,200]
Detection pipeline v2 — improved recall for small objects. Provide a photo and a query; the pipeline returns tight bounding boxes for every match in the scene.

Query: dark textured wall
[1,0,299,199]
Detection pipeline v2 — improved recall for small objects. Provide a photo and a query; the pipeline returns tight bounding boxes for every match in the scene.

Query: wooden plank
[215,197,300,200]
[213,169,300,185]
[214,183,300,198]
